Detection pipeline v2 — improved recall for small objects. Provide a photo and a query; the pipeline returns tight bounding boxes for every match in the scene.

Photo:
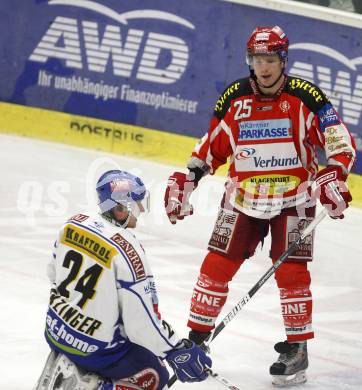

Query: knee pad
[201,251,244,283]
[274,262,311,289]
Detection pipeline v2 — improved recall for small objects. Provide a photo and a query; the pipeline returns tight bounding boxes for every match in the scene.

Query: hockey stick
[207,367,242,390]
[168,208,328,387]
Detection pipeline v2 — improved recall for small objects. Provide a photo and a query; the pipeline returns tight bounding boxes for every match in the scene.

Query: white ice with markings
[1,134,361,389]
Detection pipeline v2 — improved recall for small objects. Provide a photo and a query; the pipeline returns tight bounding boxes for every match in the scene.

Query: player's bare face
[252,54,285,93]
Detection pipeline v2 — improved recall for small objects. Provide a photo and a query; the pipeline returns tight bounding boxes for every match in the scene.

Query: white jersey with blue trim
[45,212,180,368]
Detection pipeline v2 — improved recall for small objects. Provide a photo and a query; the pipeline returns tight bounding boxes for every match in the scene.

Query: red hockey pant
[188,206,315,342]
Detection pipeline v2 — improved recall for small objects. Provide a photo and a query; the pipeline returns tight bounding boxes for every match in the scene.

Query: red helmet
[246,26,289,65]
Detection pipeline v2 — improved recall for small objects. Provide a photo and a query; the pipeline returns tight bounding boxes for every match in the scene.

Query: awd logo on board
[29,0,195,84]
[289,43,362,128]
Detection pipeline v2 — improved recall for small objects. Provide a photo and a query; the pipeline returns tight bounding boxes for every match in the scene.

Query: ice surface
[1,134,361,389]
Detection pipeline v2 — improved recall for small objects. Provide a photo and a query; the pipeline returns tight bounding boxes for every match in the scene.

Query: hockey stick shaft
[207,367,242,390]
[168,208,328,388]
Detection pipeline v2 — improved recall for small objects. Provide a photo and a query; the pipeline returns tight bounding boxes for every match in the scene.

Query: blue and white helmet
[96,170,149,215]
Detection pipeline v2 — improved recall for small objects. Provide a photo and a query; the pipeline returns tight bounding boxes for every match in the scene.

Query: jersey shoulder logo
[287,77,328,112]
[318,103,341,132]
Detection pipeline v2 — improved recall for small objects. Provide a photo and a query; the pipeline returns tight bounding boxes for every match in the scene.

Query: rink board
[0,101,196,166]
[1,101,361,207]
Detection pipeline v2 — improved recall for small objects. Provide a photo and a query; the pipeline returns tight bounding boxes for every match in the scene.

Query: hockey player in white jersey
[34,169,212,390]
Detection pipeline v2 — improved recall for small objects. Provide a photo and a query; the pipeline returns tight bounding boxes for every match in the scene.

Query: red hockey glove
[312,166,352,219]
[164,172,197,224]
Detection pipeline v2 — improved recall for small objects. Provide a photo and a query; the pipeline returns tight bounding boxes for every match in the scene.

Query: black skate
[270,341,308,387]
[188,330,211,353]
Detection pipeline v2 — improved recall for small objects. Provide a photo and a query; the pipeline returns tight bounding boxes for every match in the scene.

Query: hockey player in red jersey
[164,26,356,386]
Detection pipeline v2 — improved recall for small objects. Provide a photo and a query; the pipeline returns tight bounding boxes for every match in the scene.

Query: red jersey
[189,76,356,217]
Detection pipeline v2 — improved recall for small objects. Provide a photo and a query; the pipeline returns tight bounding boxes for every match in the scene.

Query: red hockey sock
[275,262,314,342]
[187,252,243,332]
[280,286,313,342]
[188,273,228,332]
